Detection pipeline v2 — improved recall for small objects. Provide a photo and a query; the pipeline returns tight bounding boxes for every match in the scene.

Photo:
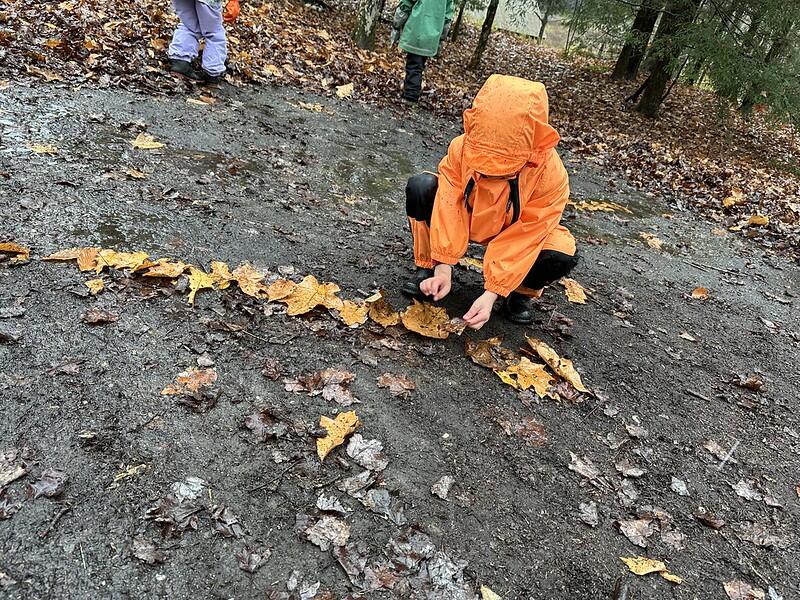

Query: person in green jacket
[392,0,454,102]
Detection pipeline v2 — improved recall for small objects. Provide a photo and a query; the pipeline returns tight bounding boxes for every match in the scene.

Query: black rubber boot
[504,292,533,325]
[169,59,202,81]
[401,268,434,298]
[199,70,225,85]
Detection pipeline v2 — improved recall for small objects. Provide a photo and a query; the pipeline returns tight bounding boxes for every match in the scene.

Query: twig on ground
[685,388,711,402]
[248,458,302,494]
[717,439,740,471]
[39,504,72,538]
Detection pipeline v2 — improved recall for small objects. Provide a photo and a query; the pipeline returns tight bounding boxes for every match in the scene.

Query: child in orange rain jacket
[403,74,578,329]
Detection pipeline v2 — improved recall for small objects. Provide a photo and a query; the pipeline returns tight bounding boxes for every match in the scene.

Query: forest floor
[1,75,798,600]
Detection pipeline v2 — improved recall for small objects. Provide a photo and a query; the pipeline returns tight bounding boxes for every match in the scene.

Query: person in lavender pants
[168,0,227,83]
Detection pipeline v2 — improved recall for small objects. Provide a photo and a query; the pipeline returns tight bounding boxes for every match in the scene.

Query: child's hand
[463,291,499,330]
[419,264,452,301]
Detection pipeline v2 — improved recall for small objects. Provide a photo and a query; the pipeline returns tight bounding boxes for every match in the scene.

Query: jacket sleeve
[483,151,570,297]
[398,0,417,14]
[429,136,469,265]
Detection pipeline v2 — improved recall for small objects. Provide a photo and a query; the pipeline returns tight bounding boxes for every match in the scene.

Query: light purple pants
[168,0,227,76]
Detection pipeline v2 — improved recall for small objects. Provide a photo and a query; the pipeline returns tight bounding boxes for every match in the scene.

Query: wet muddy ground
[1,80,799,599]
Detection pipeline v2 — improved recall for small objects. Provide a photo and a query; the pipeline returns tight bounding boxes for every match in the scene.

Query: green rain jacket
[398,0,454,57]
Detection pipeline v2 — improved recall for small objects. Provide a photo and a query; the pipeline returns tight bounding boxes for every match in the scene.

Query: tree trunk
[635,0,702,117]
[468,0,500,70]
[352,0,382,50]
[451,0,469,41]
[564,0,584,54]
[611,0,662,80]
[740,20,794,115]
[537,6,551,42]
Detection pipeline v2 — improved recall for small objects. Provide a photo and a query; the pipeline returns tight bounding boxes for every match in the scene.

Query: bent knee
[405,173,438,221]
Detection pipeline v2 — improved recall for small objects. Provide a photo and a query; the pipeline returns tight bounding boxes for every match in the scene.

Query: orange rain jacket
[411,74,575,297]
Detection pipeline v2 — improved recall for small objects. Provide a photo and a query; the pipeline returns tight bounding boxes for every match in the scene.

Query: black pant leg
[405,173,438,225]
[521,250,579,290]
[403,53,428,102]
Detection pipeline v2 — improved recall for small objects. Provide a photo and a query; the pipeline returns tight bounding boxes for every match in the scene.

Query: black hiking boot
[169,59,202,81]
[503,292,533,325]
[401,268,434,298]
[199,70,225,85]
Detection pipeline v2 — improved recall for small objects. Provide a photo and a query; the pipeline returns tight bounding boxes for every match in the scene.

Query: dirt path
[1,82,798,600]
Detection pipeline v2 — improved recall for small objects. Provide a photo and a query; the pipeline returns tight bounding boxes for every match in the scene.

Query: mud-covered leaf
[359,488,406,525]
[615,459,647,478]
[568,452,600,480]
[236,543,271,573]
[170,476,207,503]
[316,494,350,515]
[733,479,763,502]
[336,469,378,499]
[560,278,587,304]
[161,368,218,396]
[695,510,726,530]
[316,411,360,462]
[81,307,119,324]
[400,299,451,339]
[376,373,415,397]
[704,439,738,463]
[526,337,589,393]
[724,580,766,600]
[332,541,369,585]
[0,242,30,263]
[131,133,164,149]
[0,449,28,487]
[465,336,518,371]
[639,232,663,250]
[131,537,166,565]
[578,501,598,527]
[211,505,245,538]
[431,475,455,500]
[296,514,351,551]
[27,469,68,499]
[346,434,388,471]
[670,477,690,496]
[84,278,104,295]
[244,409,288,441]
[618,518,656,548]
[733,521,791,549]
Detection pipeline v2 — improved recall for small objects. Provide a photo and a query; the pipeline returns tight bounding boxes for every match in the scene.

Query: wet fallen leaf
[615,459,647,478]
[695,510,726,529]
[691,287,709,300]
[336,82,354,98]
[338,300,369,327]
[724,580,765,600]
[618,518,656,548]
[209,261,234,290]
[443,317,467,335]
[639,232,663,250]
[359,488,407,525]
[44,247,99,271]
[465,337,517,371]
[431,475,455,500]
[736,374,764,391]
[211,505,245,538]
[0,242,30,263]
[458,257,484,271]
[244,409,288,442]
[376,373,415,397]
[722,188,745,208]
[625,423,648,439]
[346,434,388,471]
[232,263,269,298]
[27,469,68,499]
[84,278,104,295]
[109,463,148,488]
[670,477,690,496]
[578,501,599,527]
[131,537,166,565]
[733,521,791,549]
[316,411,360,461]
[400,299,451,339]
[526,337,589,393]
[81,307,119,324]
[619,556,665,575]
[570,199,633,213]
[481,586,503,600]
[316,494,351,516]
[143,259,189,278]
[367,293,401,327]
[131,133,165,149]
[28,143,58,155]
[560,278,587,304]
[568,452,601,480]
[124,167,147,179]
[0,449,28,487]
[187,267,215,304]
[296,514,351,551]
[95,249,150,272]
[747,214,769,227]
[273,275,344,315]
[495,357,555,398]
[704,439,738,463]
[161,368,218,396]
[236,543,271,573]
[733,479,763,502]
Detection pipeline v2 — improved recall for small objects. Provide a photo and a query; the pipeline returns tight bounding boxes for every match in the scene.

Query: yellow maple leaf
[620,556,667,576]
[143,259,189,278]
[747,214,769,226]
[496,357,556,398]
[188,267,214,305]
[316,411,361,461]
[570,200,632,214]
[44,247,100,271]
[481,586,503,600]
[266,278,296,301]
[274,275,344,316]
[722,188,745,208]
[560,278,587,304]
[639,232,663,250]
[28,143,58,155]
[0,242,31,263]
[526,337,589,393]
[209,261,234,290]
[339,300,369,327]
[85,278,104,295]
[232,263,268,298]
[161,368,217,395]
[367,293,400,327]
[131,133,165,150]
[691,287,709,300]
[95,249,151,272]
[336,83,354,98]
[400,299,451,339]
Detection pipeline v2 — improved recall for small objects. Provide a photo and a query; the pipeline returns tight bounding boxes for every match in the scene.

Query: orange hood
[462,74,560,177]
